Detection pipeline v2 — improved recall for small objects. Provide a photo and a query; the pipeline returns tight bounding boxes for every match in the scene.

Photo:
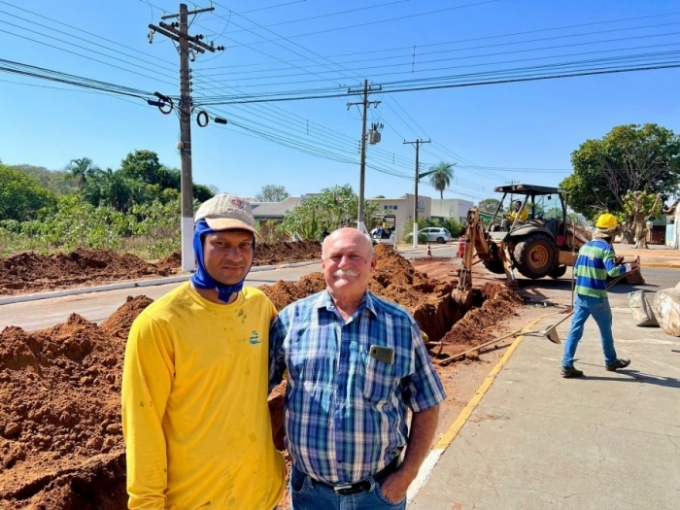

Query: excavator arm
[453,208,517,306]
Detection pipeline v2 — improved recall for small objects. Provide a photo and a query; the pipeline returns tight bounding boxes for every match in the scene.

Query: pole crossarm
[347,80,382,234]
[148,3,224,272]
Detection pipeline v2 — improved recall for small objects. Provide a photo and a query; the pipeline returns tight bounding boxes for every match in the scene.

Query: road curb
[406,310,562,503]
[0,260,322,306]
[0,275,193,306]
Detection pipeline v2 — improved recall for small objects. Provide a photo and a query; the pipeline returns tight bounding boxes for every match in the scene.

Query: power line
[195,58,680,104]
[226,0,411,35]
[227,1,499,48]
[199,11,680,69]
[200,21,680,77]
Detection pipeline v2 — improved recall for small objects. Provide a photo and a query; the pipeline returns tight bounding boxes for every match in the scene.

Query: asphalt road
[1,244,677,332]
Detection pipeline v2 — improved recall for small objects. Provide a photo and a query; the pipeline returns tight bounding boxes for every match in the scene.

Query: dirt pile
[0,249,171,296]
[0,308,135,509]
[442,284,524,346]
[0,245,521,509]
[260,244,456,341]
[0,241,322,296]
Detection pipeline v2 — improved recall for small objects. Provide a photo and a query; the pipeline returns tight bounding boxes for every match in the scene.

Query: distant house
[369,194,431,235]
[250,196,303,221]
[251,193,477,238]
[251,196,303,237]
[664,199,680,249]
[430,198,474,224]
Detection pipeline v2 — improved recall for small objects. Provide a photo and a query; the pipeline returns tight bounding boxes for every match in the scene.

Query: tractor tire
[436,237,445,244]
[513,234,557,279]
[483,259,506,274]
[549,265,568,279]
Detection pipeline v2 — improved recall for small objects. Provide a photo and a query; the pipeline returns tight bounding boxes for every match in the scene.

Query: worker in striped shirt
[269,227,446,509]
[561,213,640,378]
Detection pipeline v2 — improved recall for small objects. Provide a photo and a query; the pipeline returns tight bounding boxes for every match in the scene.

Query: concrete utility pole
[149,3,224,271]
[347,80,381,234]
[404,139,431,248]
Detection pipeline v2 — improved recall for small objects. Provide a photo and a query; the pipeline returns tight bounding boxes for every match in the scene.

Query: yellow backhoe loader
[452,184,643,306]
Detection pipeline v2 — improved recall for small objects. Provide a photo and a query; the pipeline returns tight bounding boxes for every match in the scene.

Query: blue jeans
[290,466,406,510]
[562,294,618,368]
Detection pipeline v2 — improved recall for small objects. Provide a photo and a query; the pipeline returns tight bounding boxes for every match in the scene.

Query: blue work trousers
[290,465,406,510]
[562,294,618,368]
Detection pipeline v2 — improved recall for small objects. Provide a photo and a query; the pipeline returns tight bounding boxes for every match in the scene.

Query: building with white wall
[429,198,474,223]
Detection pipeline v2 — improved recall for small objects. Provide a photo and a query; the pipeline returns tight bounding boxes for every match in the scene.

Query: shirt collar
[316,289,378,317]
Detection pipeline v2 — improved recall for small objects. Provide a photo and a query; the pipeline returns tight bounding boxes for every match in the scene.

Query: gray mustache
[333,269,359,277]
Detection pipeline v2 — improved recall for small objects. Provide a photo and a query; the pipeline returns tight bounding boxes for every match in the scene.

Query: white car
[407,227,453,244]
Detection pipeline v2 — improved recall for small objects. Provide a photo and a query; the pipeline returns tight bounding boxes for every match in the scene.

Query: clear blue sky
[1,0,679,203]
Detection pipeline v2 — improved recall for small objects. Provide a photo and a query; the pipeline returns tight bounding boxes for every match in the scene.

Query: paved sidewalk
[409,304,680,510]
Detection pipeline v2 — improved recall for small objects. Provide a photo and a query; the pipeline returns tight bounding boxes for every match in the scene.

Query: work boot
[606,359,631,371]
[561,366,584,378]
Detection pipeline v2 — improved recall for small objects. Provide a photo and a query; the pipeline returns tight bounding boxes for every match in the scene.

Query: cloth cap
[195,193,260,238]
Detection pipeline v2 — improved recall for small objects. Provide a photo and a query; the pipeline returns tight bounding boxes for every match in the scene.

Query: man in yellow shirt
[122,193,284,509]
[507,200,529,223]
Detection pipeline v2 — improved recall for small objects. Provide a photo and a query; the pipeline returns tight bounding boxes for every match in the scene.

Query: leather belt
[321,455,401,495]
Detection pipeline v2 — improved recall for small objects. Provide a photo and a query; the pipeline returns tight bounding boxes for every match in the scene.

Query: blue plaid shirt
[269,290,446,484]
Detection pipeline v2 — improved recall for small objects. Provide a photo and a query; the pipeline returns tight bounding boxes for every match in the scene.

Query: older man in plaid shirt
[269,227,446,509]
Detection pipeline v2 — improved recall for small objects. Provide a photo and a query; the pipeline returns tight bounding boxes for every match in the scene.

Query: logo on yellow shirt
[249,331,261,345]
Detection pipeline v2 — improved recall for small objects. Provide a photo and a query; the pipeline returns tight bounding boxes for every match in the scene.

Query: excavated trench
[0,244,521,509]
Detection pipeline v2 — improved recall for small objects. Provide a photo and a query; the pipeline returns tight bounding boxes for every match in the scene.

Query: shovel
[540,270,634,344]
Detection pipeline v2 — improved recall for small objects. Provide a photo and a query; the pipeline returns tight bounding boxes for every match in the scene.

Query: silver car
[407,227,452,244]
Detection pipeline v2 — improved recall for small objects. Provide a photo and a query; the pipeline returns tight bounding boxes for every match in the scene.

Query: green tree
[279,184,378,239]
[0,164,57,221]
[14,164,79,195]
[255,184,289,202]
[561,123,680,241]
[131,197,182,259]
[120,150,164,184]
[427,162,456,199]
[193,183,215,203]
[621,190,663,249]
[478,198,502,213]
[66,157,99,189]
[83,168,143,212]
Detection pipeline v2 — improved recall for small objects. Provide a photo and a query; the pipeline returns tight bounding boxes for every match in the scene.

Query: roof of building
[250,196,303,219]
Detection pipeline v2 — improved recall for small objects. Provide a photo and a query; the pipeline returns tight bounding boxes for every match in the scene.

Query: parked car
[406,227,452,244]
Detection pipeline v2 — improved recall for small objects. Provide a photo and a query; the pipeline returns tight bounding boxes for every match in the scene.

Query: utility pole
[149,4,224,271]
[404,139,431,248]
[347,80,381,235]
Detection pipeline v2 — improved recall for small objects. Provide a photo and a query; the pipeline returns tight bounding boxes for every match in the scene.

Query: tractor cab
[487,184,568,247]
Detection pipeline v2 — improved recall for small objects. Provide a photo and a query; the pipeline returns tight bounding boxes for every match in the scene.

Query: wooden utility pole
[404,139,430,248]
[149,3,223,271]
[347,80,380,234]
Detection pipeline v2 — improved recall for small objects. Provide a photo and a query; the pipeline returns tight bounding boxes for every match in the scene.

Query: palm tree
[428,162,456,199]
[66,157,99,189]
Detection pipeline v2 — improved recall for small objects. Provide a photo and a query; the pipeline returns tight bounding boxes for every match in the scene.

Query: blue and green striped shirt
[574,239,627,298]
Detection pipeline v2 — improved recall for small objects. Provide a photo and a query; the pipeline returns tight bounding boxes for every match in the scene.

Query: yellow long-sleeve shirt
[507,207,528,223]
[122,282,284,510]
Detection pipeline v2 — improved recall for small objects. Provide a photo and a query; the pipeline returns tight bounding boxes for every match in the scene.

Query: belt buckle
[333,483,354,494]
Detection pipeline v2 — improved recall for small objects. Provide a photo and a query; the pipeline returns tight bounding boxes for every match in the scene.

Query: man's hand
[378,471,410,503]
[614,255,624,265]
[630,256,640,270]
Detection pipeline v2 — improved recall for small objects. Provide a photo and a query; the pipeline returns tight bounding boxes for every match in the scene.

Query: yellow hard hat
[595,213,617,229]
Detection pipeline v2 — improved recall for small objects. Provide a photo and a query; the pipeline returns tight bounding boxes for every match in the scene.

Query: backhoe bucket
[452,288,473,308]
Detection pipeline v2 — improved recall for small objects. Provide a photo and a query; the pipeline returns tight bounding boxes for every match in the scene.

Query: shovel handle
[551,271,628,330]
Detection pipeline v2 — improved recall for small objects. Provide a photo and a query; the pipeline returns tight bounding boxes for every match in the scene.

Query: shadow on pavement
[566,370,680,389]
